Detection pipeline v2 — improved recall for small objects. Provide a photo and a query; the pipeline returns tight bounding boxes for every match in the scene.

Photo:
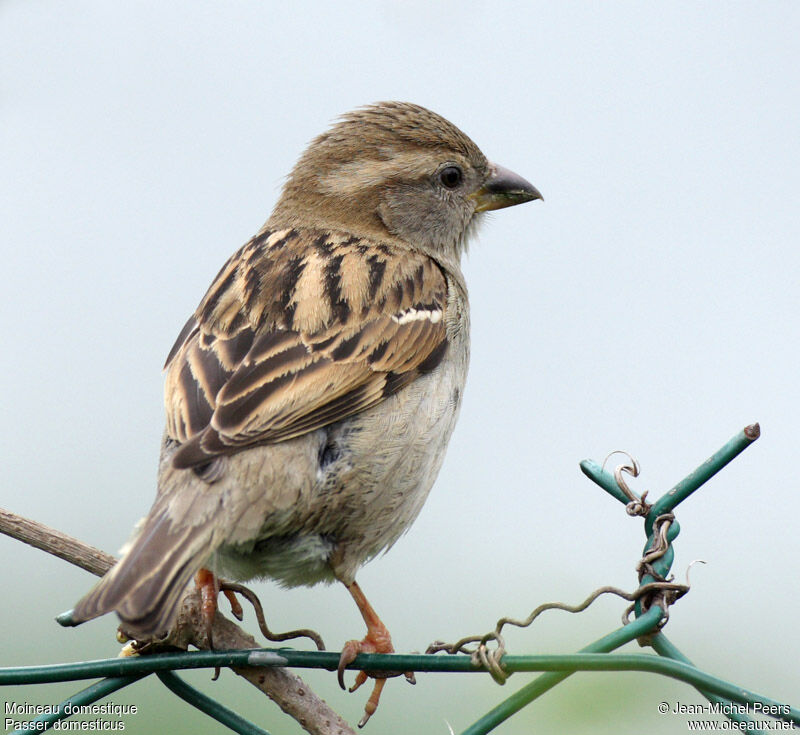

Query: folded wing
[164,228,450,469]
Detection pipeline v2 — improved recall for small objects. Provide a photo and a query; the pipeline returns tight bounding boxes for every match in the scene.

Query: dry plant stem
[0,507,117,576]
[0,507,355,735]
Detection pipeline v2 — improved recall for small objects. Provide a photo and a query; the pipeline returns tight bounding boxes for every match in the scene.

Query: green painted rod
[460,604,665,735]
[646,423,760,535]
[157,670,270,735]
[579,423,760,534]
[651,633,758,729]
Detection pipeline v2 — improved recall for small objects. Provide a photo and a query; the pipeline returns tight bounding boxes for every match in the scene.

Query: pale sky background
[1,3,798,734]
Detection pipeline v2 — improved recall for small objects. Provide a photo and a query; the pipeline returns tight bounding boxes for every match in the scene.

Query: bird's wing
[164,228,450,469]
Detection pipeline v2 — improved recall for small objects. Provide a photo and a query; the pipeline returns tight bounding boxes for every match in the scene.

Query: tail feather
[71,509,217,638]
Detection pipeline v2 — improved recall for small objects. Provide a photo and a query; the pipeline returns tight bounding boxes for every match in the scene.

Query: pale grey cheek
[379,187,471,251]
[457,212,485,252]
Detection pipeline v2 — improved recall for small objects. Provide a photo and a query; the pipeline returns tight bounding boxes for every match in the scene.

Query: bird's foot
[338,581,415,727]
[337,619,392,691]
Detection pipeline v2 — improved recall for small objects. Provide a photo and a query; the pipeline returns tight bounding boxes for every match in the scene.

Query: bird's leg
[194,568,245,652]
[195,568,220,646]
[195,569,245,628]
[337,580,415,727]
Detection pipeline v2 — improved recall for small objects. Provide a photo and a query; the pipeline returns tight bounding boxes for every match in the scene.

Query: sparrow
[69,101,541,725]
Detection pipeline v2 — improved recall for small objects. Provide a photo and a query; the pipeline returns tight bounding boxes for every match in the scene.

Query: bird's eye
[438,166,463,189]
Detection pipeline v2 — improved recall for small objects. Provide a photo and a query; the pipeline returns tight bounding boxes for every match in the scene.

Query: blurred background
[1,2,798,733]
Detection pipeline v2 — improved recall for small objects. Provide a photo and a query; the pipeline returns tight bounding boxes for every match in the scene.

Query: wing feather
[164,228,450,468]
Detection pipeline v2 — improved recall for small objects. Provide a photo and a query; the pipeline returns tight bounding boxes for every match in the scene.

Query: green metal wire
[578,423,759,526]
[4,645,796,726]
[458,604,664,735]
[157,670,270,735]
[651,633,758,729]
[645,424,760,536]
[0,650,292,685]
[5,423,794,735]
[577,424,778,735]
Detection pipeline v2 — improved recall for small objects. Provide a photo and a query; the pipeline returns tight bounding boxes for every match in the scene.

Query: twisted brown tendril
[220,580,326,651]
[427,455,694,684]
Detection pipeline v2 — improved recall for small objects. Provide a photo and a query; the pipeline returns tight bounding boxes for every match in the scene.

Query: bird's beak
[470,163,543,213]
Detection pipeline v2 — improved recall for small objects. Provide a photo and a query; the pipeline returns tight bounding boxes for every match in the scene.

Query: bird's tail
[70,503,219,638]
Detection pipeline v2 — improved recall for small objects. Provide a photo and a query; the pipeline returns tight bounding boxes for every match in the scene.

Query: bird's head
[270,101,541,260]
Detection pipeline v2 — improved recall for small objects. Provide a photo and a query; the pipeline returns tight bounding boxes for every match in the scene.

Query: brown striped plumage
[70,102,541,725]
[164,228,449,467]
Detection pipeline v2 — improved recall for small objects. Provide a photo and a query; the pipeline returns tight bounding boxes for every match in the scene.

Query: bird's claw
[337,639,362,690]
[336,637,415,727]
[352,672,413,728]
[349,670,369,693]
[337,639,387,727]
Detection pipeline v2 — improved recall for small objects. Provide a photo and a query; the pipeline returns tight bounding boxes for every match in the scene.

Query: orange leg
[337,580,414,727]
[194,569,244,647]
[195,568,219,645]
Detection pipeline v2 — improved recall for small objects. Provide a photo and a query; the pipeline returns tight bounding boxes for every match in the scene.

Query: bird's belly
[214,350,465,587]
[215,531,338,587]
[317,361,464,580]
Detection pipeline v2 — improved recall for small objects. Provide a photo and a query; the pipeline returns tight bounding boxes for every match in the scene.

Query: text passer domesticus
[70,101,541,724]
